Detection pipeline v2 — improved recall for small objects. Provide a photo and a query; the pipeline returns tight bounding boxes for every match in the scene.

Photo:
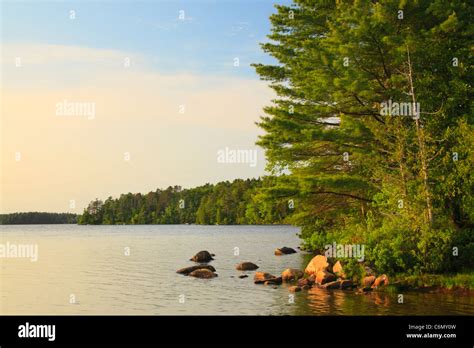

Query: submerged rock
[176,264,216,275]
[281,268,304,282]
[236,262,259,271]
[304,255,329,276]
[188,269,218,279]
[190,250,214,263]
[274,247,297,256]
[238,275,249,279]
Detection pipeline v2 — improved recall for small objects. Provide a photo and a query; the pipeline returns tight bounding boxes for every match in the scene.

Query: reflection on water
[292,286,473,315]
[0,224,472,315]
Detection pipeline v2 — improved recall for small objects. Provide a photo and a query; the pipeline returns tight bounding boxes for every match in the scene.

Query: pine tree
[253,0,473,273]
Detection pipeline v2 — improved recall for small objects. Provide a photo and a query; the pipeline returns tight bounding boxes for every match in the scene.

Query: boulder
[265,277,283,285]
[316,270,337,285]
[176,264,216,275]
[190,250,214,263]
[264,277,283,285]
[238,275,248,279]
[340,279,354,290]
[254,272,275,282]
[332,261,345,277]
[363,275,376,288]
[288,286,301,293]
[236,262,259,271]
[188,269,217,278]
[281,268,304,282]
[372,274,389,288]
[297,278,310,287]
[274,247,297,256]
[304,255,329,275]
[254,272,278,284]
[322,280,342,289]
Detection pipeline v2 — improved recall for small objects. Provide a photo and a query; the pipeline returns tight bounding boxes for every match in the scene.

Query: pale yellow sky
[0,44,274,213]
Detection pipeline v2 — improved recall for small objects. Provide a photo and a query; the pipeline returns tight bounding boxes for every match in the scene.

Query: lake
[1,224,472,315]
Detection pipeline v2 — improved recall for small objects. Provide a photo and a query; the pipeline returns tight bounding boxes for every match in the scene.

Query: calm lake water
[1,224,472,315]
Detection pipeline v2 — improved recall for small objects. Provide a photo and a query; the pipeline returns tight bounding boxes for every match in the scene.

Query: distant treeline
[79,177,294,225]
[0,212,78,225]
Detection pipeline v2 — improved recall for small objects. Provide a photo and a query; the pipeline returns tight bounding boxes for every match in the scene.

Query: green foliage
[396,273,474,290]
[78,178,295,225]
[254,0,473,275]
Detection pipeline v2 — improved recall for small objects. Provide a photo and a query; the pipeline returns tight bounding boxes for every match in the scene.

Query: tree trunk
[406,46,433,224]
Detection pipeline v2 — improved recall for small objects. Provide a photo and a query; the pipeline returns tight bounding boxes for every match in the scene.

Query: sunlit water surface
[1,225,472,315]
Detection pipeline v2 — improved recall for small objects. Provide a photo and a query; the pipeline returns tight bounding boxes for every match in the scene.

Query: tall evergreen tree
[253,0,473,274]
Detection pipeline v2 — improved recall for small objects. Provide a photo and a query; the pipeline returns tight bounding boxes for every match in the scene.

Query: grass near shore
[390,273,474,292]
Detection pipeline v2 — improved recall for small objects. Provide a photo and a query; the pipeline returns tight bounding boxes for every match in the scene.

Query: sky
[0,0,292,214]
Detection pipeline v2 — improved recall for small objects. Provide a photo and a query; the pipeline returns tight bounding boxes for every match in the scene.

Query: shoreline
[2,224,473,292]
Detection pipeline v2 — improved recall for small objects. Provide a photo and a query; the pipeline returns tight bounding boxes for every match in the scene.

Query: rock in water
[254,272,282,284]
[340,280,354,290]
[305,255,329,276]
[264,277,283,285]
[190,250,214,263]
[363,275,376,288]
[322,280,342,290]
[238,275,248,279]
[236,262,259,271]
[254,272,275,282]
[188,269,218,278]
[176,265,216,275]
[316,270,337,285]
[372,274,389,288]
[288,286,302,293]
[281,268,304,282]
[297,278,310,288]
[274,247,297,256]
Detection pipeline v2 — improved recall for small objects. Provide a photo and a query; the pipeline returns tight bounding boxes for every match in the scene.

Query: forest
[78,177,294,225]
[0,212,77,225]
